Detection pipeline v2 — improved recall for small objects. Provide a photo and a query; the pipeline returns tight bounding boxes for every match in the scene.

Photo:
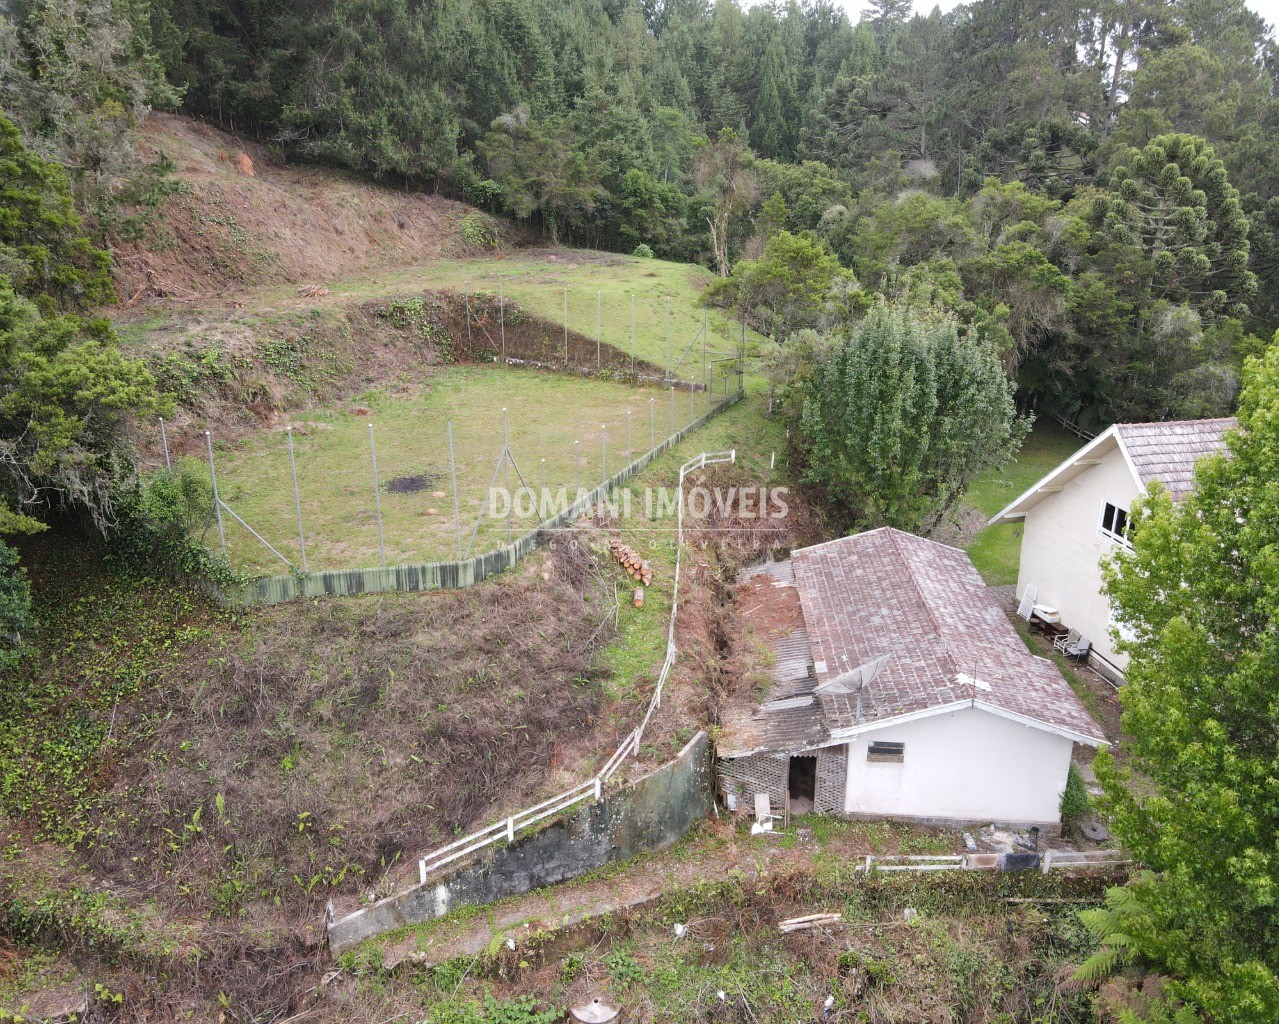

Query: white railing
[414,449,736,887]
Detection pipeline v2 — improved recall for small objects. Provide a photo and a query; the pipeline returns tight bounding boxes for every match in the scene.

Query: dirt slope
[112,113,487,300]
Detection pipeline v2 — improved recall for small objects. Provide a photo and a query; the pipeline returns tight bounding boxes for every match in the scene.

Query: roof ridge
[1117,415,1238,429]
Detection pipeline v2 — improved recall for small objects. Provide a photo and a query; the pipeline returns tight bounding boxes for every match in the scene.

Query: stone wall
[328,732,713,952]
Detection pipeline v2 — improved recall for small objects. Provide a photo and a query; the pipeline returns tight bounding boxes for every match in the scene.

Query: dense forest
[1,0,1276,428]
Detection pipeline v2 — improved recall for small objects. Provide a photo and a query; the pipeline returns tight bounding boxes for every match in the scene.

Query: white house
[719,528,1106,833]
[988,418,1234,681]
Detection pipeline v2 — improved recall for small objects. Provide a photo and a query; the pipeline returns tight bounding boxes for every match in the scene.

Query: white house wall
[1015,445,1139,672]
[842,707,1075,828]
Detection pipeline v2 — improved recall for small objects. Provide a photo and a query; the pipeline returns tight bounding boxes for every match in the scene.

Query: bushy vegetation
[114,0,1278,426]
[1079,346,1279,1022]
[797,302,1029,533]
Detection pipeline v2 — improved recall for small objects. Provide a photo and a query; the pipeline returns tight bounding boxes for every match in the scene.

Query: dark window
[1100,502,1130,544]
[867,741,905,763]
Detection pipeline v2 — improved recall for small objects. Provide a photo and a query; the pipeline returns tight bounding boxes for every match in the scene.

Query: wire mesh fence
[190,350,742,578]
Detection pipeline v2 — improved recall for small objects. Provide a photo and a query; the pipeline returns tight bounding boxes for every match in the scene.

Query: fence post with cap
[204,431,227,559]
[286,426,307,573]
[159,417,171,473]
[448,420,462,560]
[368,422,385,567]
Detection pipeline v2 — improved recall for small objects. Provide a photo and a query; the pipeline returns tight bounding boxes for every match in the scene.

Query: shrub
[632,243,655,258]
[459,213,498,250]
[1060,763,1091,822]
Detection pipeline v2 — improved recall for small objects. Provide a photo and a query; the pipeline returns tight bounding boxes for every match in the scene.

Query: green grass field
[964,423,1084,585]
[257,252,745,370]
[204,366,729,575]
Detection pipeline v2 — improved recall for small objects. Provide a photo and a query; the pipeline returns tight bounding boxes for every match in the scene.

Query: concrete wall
[215,390,742,608]
[328,732,712,952]
[1015,442,1140,672]
[842,707,1074,829]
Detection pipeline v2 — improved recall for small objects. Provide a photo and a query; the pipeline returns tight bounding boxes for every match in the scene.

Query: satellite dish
[814,654,890,695]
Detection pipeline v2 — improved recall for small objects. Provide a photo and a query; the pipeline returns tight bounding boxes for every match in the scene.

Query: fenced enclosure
[190,362,742,582]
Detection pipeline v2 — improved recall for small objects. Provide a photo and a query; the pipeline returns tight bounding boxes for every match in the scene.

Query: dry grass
[82,539,628,923]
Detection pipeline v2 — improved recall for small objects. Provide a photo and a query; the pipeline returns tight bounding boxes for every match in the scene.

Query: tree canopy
[1082,341,1279,1023]
[798,302,1029,532]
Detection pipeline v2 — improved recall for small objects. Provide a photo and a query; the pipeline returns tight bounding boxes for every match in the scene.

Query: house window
[1099,502,1132,547]
[867,741,905,763]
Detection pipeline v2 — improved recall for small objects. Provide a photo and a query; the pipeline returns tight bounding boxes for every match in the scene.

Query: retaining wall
[217,390,742,607]
[328,731,713,952]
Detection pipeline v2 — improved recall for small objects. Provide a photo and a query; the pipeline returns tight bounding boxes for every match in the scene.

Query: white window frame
[1098,501,1133,550]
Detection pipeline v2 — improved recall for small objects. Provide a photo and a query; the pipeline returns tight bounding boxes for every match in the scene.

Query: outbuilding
[718,528,1106,833]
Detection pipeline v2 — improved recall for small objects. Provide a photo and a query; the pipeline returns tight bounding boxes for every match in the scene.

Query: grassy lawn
[252,252,744,369]
[203,366,727,574]
[964,423,1085,585]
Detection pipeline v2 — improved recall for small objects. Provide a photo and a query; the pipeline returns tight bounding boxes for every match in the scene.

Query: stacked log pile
[609,539,653,585]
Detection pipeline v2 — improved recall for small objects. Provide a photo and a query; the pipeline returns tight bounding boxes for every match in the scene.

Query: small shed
[718,528,1106,833]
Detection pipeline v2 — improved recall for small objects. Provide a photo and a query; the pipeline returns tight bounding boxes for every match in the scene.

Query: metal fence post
[563,287,569,367]
[464,280,473,351]
[368,422,386,567]
[498,280,506,363]
[159,417,171,473]
[502,407,511,542]
[448,420,462,560]
[286,426,307,573]
[703,312,710,413]
[596,291,601,373]
[689,380,695,425]
[204,431,227,559]
[664,299,671,385]
[630,292,635,383]
[669,386,675,434]
[650,398,656,450]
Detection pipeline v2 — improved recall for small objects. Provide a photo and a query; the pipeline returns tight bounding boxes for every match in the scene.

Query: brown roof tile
[1117,417,1235,501]
[792,529,1105,744]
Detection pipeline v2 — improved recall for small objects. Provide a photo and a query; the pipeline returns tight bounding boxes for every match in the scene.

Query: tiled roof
[792,529,1105,744]
[1116,417,1235,501]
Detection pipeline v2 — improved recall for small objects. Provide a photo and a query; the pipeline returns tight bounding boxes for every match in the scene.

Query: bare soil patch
[113,113,483,300]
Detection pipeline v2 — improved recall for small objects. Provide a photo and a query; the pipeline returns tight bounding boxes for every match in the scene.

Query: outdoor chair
[1053,628,1081,654]
[1065,637,1092,664]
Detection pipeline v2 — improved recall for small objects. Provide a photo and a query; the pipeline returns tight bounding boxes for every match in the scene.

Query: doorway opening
[787,755,817,814]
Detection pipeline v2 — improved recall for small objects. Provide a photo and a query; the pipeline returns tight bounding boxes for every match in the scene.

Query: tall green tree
[693,127,758,275]
[1081,342,1279,1024]
[799,302,1028,532]
[703,229,842,342]
[0,0,180,220]
[0,115,113,311]
[479,106,603,244]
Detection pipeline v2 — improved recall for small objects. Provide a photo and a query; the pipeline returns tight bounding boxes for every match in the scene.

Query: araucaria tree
[799,303,1028,532]
[1079,343,1279,1023]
